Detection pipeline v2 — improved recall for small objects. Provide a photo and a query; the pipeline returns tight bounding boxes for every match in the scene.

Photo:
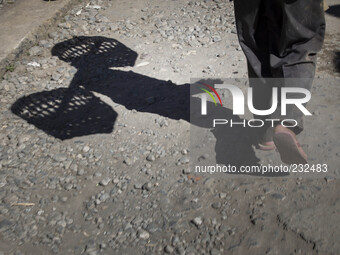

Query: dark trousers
[234,0,325,134]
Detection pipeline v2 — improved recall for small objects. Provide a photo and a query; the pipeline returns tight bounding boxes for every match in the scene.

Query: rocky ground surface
[0,0,16,10]
[0,0,339,254]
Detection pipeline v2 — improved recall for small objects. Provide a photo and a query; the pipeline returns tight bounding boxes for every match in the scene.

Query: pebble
[211,202,221,209]
[192,217,203,227]
[137,229,150,240]
[28,46,42,56]
[123,157,132,166]
[83,146,90,153]
[210,248,221,255]
[77,169,85,176]
[165,245,174,253]
[177,156,189,165]
[142,182,152,191]
[99,178,111,186]
[0,219,13,232]
[53,154,68,162]
[146,154,155,161]
[134,183,143,189]
[183,168,191,174]
[219,193,227,199]
[271,193,286,200]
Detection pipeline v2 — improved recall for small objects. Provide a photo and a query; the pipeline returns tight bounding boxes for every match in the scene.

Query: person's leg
[268,0,325,133]
[266,0,325,163]
[234,0,271,79]
[234,0,276,150]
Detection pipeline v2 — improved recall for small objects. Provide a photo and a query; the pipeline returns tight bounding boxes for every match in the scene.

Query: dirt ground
[0,0,339,254]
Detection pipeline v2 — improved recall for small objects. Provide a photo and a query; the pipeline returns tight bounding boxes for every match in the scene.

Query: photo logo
[198,83,223,115]
[197,83,312,128]
[200,84,311,116]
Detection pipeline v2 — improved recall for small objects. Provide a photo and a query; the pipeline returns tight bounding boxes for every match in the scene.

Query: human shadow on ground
[12,36,188,139]
[11,36,287,176]
[326,4,340,18]
[11,87,116,140]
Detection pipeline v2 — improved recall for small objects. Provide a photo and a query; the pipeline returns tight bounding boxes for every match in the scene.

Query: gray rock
[77,169,85,176]
[53,154,68,162]
[99,178,111,186]
[192,217,203,227]
[155,117,169,127]
[165,245,174,253]
[99,193,110,202]
[211,202,221,209]
[183,168,191,174]
[146,154,155,162]
[0,219,13,232]
[210,248,221,255]
[134,183,143,189]
[142,182,152,191]
[123,157,132,165]
[28,46,42,56]
[271,193,285,200]
[137,229,150,240]
[219,193,227,199]
[177,156,189,165]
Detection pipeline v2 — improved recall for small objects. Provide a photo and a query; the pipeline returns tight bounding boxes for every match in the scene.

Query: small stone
[91,5,101,10]
[155,117,169,127]
[210,248,221,255]
[3,194,18,205]
[83,146,90,153]
[183,168,191,175]
[53,154,67,162]
[64,183,73,190]
[181,149,188,155]
[0,219,13,232]
[212,35,221,42]
[39,40,51,48]
[28,46,42,56]
[99,193,110,202]
[94,172,102,177]
[27,61,40,67]
[177,156,189,165]
[325,176,335,183]
[263,187,271,194]
[99,178,111,186]
[48,32,58,39]
[211,202,221,209]
[134,183,143,189]
[51,72,61,81]
[77,169,85,176]
[137,229,150,240]
[219,193,227,199]
[192,217,203,227]
[146,154,155,162]
[165,245,174,253]
[123,158,132,166]
[271,193,285,200]
[142,182,152,191]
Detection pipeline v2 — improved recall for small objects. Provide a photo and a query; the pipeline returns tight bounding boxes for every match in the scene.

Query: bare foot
[273,125,307,164]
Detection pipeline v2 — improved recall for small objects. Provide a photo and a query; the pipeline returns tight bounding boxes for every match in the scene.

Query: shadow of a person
[11,36,273,175]
[326,4,340,18]
[52,36,190,121]
[11,86,117,140]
